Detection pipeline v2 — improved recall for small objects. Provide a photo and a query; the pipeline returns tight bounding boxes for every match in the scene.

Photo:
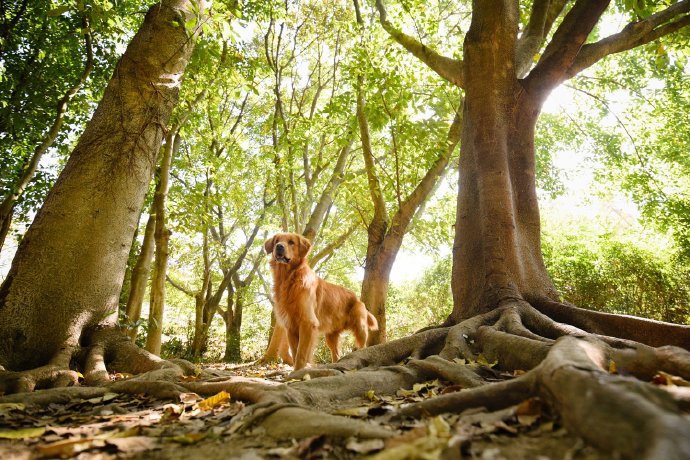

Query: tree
[357,83,461,344]
[0,0,207,390]
[3,2,690,458]
[181,2,690,457]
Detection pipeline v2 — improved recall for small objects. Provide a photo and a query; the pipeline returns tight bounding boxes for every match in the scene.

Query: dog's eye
[288,240,294,245]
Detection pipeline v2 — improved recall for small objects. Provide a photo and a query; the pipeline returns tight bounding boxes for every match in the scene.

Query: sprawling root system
[2,303,690,458]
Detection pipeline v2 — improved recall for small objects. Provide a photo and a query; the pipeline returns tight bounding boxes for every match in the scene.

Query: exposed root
[257,406,394,439]
[229,402,394,439]
[397,373,535,418]
[0,365,81,394]
[208,299,690,458]
[539,337,690,459]
[0,386,109,405]
[3,299,689,459]
[535,299,690,349]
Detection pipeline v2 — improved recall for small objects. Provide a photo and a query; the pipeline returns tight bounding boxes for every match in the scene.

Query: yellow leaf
[0,402,25,413]
[475,354,498,368]
[197,391,230,411]
[0,426,46,439]
[608,360,617,374]
[428,416,451,437]
[365,389,379,401]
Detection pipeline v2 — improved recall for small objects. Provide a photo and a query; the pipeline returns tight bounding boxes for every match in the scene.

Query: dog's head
[264,232,312,265]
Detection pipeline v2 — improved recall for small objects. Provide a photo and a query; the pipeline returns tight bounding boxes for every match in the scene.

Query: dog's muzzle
[274,244,290,263]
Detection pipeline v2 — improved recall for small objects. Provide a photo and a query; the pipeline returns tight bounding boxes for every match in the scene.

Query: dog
[264,232,378,370]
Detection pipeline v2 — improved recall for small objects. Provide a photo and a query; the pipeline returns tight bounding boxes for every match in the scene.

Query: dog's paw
[288,367,342,380]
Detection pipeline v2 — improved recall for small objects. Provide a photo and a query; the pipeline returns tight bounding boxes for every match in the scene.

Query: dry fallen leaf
[105,436,160,454]
[37,438,105,458]
[475,354,498,368]
[197,391,231,411]
[0,402,25,413]
[652,371,690,387]
[345,437,385,454]
[0,426,46,439]
[515,398,542,416]
[179,392,202,404]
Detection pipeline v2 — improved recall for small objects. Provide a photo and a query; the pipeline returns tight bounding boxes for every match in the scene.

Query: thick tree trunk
[0,0,203,371]
[0,15,93,253]
[449,2,558,322]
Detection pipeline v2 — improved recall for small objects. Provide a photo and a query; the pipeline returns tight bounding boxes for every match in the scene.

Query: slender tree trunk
[124,207,156,339]
[0,205,13,253]
[146,132,179,355]
[224,283,244,363]
[360,250,398,345]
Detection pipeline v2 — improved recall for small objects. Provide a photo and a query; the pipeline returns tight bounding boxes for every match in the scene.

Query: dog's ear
[264,235,276,254]
[298,235,312,258]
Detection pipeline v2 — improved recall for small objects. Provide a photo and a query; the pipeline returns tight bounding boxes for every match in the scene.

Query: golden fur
[264,232,378,370]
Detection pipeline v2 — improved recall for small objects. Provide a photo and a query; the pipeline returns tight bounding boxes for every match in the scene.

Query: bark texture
[0,0,204,370]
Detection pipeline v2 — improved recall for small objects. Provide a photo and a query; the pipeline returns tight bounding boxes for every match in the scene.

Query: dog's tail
[366,310,379,331]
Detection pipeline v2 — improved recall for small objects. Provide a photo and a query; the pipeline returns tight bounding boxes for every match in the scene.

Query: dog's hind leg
[325,332,342,362]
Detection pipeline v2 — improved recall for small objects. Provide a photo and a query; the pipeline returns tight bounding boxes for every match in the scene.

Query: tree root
[3,300,689,459]
[207,300,689,459]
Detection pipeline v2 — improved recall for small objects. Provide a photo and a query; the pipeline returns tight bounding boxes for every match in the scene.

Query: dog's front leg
[294,320,318,370]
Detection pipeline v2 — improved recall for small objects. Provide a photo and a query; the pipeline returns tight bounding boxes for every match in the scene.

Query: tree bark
[146,131,179,355]
[448,1,600,321]
[123,206,156,339]
[0,14,94,253]
[0,0,205,371]
[357,80,462,345]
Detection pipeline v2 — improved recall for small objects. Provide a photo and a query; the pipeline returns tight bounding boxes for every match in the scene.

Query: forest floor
[0,362,609,459]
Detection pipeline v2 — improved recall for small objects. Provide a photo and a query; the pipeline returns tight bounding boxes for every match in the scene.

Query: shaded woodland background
[1,0,689,363]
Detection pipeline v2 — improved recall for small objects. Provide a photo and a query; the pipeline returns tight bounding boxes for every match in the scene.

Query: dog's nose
[275,243,285,254]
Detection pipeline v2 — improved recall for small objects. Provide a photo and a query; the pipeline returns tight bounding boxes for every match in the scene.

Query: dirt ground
[0,362,608,459]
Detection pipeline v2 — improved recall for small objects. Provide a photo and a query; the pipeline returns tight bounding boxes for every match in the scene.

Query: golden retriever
[264,232,378,370]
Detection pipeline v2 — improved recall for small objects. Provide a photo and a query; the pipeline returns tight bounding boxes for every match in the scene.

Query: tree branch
[567,1,690,78]
[374,0,464,87]
[303,136,354,241]
[166,274,195,297]
[310,223,359,267]
[357,81,389,227]
[515,0,569,77]
[391,105,463,237]
[524,0,610,95]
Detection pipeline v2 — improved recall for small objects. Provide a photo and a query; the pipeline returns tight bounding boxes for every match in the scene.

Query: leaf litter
[0,361,609,459]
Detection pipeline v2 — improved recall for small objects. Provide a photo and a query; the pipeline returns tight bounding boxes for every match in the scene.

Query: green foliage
[0,0,143,227]
[542,227,690,325]
[387,257,453,339]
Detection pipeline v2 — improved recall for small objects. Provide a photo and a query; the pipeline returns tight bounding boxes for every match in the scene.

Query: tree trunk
[360,252,396,345]
[123,208,156,339]
[448,2,559,322]
[224,284,243,363]
[0,0,203,371]
[0,14,93,253]
[146,131,179,355]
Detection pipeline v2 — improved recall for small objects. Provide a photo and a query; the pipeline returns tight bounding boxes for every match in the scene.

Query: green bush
[542,232,690,324]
